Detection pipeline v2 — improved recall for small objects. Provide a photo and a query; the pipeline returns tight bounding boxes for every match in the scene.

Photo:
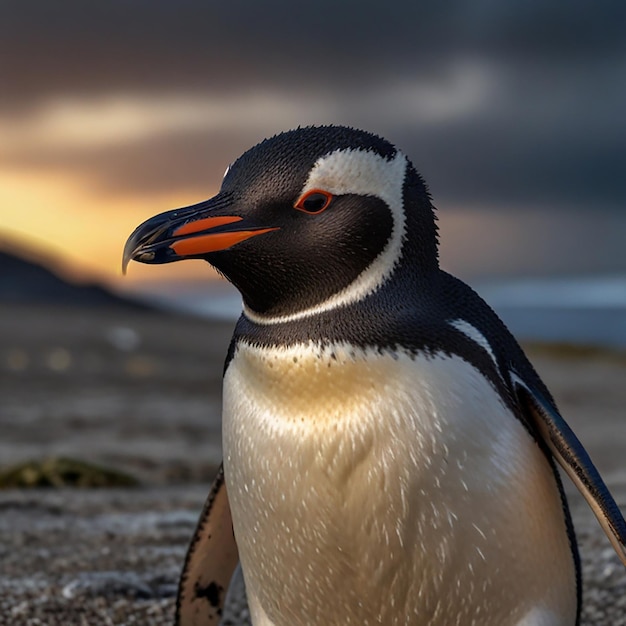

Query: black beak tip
[121,233,142,275]
[121,243,134,276]
[122,252,155,276]
[122,241,163,275]
[122,212,173,275]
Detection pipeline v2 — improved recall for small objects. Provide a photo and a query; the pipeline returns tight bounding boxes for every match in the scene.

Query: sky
[1,0,625,290]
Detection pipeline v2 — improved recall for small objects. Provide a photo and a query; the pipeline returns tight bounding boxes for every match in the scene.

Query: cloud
[0,61,494,152]
[0,66,499,196]
[2,0,625,107]
[1,0,625,210]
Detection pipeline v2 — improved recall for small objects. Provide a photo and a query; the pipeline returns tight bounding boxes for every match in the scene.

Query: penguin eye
[294,190,333,214]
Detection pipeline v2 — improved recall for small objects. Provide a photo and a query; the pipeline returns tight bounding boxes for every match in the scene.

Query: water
[140,285,243,321]
[129,276,626,349]
[476,277,626,348]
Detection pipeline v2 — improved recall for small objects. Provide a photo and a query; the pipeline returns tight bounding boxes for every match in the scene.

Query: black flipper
[176,464,240,625]
[513,373,626,566]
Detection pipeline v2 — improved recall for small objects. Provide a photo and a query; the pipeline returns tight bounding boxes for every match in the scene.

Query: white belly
[222,342,577,626]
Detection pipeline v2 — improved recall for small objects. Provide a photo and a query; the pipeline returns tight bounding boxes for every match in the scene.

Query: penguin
[123,126,626,626]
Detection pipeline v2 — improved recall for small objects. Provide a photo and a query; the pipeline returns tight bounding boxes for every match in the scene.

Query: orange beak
[122,195,278,274]
[169,216,277,257]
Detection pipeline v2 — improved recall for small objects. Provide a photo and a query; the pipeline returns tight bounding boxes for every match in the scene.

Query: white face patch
[450,319,500,374]
[244,148,408,324]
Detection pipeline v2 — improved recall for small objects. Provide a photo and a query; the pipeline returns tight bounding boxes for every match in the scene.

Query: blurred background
[1,4,626,622]
[1,0,625,345]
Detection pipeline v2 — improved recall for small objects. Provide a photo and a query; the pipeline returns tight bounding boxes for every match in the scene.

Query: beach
[1,304,625,624]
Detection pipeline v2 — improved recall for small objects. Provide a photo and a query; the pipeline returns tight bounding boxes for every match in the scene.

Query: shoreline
[1,305,625,623]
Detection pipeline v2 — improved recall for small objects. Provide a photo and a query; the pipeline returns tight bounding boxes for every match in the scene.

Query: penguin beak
[122,194,278,274]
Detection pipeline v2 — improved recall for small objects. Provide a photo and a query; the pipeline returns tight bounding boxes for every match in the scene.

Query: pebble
[1,494,624,625]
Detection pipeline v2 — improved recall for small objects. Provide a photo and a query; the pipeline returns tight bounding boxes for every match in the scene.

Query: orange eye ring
[294,189,333,214]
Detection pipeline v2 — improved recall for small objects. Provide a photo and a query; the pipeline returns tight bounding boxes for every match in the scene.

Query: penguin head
[123,126,438,320]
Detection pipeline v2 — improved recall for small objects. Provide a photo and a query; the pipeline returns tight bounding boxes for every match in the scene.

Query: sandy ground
[0,304,625,625]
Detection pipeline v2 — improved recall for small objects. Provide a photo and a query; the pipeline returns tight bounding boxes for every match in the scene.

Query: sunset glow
[0,83,500,288]
[0,161,221,285]
[2,0,625,293]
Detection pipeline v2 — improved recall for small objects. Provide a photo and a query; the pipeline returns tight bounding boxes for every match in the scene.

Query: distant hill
[0,240,151,309]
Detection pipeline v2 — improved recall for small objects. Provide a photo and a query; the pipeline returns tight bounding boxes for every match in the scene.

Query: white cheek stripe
[244,149,408,325]
[449,319,500,374]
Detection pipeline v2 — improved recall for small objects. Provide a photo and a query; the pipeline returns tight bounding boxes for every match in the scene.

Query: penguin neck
[232,265,441,353]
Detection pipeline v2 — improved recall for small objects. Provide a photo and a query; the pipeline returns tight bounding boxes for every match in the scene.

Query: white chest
[222,342,576,626]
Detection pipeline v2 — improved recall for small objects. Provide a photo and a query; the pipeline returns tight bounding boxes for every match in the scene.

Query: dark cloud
[438,208,626,278]
[400,106,626,210]
[1,0,625,212]
[2,0,625,107]
[4,113,624,211]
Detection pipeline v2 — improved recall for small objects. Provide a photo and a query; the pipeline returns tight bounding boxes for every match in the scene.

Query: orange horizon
[2,99,617,288]
[0,164,225,288]
[0,92,524,292]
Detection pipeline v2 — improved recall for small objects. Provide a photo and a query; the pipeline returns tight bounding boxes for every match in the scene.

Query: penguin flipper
[176,463,239,625]
[513,375,626,567]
